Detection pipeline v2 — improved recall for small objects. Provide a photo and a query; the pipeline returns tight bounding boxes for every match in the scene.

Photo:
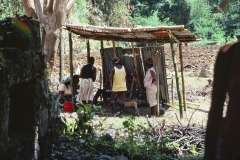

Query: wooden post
[170,37,183,118]
[86,39,90,62]
[100,69,102,89]
[99,69,102,100]
[100,40,106,86]
[171,75,174,104]
[179,43,187,111]
[112,41,117,56]
[69,32,74,111]
[60,29,65,81]
[130,71,136,99]
[139,48,145,74]
[155,51,160,115]
[131,42,141,89]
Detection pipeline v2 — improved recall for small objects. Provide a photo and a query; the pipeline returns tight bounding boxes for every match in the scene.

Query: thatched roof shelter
[64,24,200,43]
[64,24,200,118]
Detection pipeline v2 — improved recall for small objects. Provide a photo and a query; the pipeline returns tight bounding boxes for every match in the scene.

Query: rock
[62,152,81,160]
[113,156,128,160]
[100,133,113,142]
[95,155,112,160]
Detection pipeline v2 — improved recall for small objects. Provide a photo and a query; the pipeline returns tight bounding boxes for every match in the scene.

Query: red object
[64,102,73,112]
[107,102,111,107]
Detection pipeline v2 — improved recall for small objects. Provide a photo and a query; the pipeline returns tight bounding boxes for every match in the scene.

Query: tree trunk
[22,0,76,66]
[22,0,37,18]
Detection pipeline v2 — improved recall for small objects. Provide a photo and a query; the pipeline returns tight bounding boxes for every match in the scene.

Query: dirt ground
[54,44,223,127]
[94,76,212,128]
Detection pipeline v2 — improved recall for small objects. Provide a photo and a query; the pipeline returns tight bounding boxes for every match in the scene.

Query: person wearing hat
[144,58,158,117]
[58,76,72,103]
[109,56,127,117]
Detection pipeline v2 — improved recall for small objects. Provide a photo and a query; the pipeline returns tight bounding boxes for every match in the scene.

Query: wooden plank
[170,36,183,118]
[60,29,65,81]
[112,41,117,56]
[155,50,160,115]
[100,40,105,86]
[172,76,174,104]
[160,47,169,102]
[179,43,187,111]
[69,32,74,111]
[76,34,198,43]
[86,39,90,62]
[131,42,141,89]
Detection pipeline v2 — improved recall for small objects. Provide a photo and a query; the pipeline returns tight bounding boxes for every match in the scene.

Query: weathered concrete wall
[0,16,59,159]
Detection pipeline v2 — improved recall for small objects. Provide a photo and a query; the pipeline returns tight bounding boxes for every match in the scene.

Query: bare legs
[150,105,157,117]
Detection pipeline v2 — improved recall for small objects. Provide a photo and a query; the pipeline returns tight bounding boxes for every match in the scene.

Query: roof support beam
[60,29,65,81]
[169,35,183,118]
[155,50,160,115]
[179,43,187,112]
[86,39,90,62]
[68,31,75,111]
[77,34,198,43]
[168,31,187,113]
[168,30,180,43]
[112,41,117,56]
[131,42,141,89]
[100,40,106,87]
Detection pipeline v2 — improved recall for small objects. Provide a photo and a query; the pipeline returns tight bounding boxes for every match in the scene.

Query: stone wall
[0,16,59,159]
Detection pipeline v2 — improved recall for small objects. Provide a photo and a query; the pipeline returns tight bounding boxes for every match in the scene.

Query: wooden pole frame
[131,42,141,89]
[69,31,74,111]
[179,43,187,111]
[60,29,65,81]
[100,40,105,87]
[171,75,174,104]
[86,39,90,62]
[169,35,183,118]
[112,41,117,56]
[155,50,160,115]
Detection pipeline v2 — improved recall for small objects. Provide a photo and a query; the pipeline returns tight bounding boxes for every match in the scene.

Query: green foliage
[0,0,24,19]
[0,53,7,68]
[132,0,239,43]
[59,103,102,137]
[132,0,169,18]
[221,0,240,42]
[76,103,102,135]
[134,11,174,26]
[188,0,225,43]
[208,0,221,7]
[57,112,204,159]
[167,0,191,25]
[132,0,190,26]
[70,0,89,24]
[59,116,78,136]
[93,0,134,27]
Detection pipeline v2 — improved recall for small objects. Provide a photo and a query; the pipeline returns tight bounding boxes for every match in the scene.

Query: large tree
[167,0,191,26]
[22,0,76,67]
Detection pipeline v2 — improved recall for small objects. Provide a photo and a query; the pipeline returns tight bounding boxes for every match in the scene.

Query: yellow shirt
[112,66,127,92]
[58,84,72,96]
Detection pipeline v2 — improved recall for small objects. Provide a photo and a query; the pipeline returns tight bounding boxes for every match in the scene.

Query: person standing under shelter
[76,57,96,105]
[204,41,240,160]
[144,58,158,117]
[72,74,80,96]
[109,56,127,117]
[58,76,72,103]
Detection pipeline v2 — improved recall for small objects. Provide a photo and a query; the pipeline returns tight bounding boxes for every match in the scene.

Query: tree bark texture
[22,0,38,18]
[22,0,76,66]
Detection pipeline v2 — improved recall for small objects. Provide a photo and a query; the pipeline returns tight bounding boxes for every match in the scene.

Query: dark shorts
[60,96,72,104]
[215,138,240,160]
[111,91,126,104]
